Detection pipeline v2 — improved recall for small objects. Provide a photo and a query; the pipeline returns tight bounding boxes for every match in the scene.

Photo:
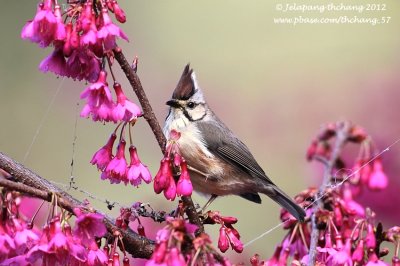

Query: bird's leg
[202,194,218,213]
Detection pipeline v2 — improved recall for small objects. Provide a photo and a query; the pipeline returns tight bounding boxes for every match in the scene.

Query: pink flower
[90,133,117,171]
[0,230,16,259]
[105,139,128,184]
[111,1,127,23]
[53,4,66,41]
[0,254,30,266]
[81,17,98,46]
[368,160,388,191]
[27,218,87,264]
[12,218,39,254]
[218,227,229,253]
[151,241,167,264]
[366,252,389,266]
[21,0,57,48]
[365,223,376,249]
[112,83,142,122]
[352,239,364,262]
[79,2,94,32]
[97,8,129,51]
[176,161,193,196]
[226,227,243,253]
[166,248,186,266]
[66,48,101,83]
[127,145,152,186]
[163,174,177,201]
[79,3,98,46]
[154,159,173,194]
[39,46,67,76]
[87,242,108,266]
[80,70,114,122]
[73,208,107,246]
[341,184,365,217]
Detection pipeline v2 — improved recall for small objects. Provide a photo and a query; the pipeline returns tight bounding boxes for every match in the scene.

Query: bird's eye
[187,102,196,109]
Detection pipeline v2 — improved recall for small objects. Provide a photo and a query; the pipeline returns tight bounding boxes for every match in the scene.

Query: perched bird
[163,65,305,221]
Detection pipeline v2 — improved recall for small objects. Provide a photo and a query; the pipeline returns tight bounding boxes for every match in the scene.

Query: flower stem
[308,121,351,266]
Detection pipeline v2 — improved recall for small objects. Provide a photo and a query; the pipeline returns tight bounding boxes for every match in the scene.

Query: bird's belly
[170,126,258,197]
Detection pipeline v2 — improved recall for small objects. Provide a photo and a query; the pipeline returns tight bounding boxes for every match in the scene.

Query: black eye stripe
[182,103,206,122]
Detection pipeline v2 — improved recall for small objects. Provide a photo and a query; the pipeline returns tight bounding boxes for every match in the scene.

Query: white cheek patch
[164,108,214,159]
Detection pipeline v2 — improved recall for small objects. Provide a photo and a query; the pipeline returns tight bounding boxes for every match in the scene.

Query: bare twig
[0,152,155,259]
[307,121,351,266]
[113,48,204,235]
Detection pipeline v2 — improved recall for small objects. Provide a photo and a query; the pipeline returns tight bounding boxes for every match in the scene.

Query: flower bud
[218,226,229,253]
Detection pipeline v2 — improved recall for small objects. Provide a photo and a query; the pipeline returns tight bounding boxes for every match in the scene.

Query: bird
[163,64,306,222]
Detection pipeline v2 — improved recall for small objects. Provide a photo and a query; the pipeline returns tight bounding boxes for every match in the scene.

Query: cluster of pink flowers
[22,0,142,123]
[91,129,152,186]
[205,211,244,253]
[21,0,127,82]
[146,216,231,266]
[0,192,110,265]
[153,130,193,200]
[115,204,146,237]
[254,122,397,266]
[80,72,142,123]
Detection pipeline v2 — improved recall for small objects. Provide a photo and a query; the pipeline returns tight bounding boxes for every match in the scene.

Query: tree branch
[0,152,155,259]
[113,48,204,234]
[307,121,351,266]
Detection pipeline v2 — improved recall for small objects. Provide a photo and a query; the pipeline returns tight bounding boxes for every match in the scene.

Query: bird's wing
[197,119,275,184]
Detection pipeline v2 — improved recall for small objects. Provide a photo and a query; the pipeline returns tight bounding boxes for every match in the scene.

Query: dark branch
[0,152,155,259]
[113,48,204,235]
[113,48,166,153]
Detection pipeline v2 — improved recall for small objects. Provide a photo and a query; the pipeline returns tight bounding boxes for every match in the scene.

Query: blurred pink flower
[87,242,108,266]
[73,208,107,246]
[39,46,67,76]
[368,160,388,191]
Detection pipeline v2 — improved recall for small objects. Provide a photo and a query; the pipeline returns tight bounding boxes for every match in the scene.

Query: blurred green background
[1,0,400,263]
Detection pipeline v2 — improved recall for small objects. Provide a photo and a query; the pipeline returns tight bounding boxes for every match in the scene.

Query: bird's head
[166,64,207,122]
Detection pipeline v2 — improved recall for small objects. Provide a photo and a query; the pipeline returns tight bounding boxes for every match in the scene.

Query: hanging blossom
[114,204,147,238]
[146,216,232,266]
[153,129,193,200]
[91,123,151,187]
[80,71,142,123]
[253,122,395,266]
[21,0,128,82]
[0,192,111,266]
[205,211,244,253]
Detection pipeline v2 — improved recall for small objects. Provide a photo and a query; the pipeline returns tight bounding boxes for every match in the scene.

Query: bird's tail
[262,185,306,222]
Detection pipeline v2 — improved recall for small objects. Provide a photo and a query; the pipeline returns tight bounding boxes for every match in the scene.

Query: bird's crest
[172,64,196,100]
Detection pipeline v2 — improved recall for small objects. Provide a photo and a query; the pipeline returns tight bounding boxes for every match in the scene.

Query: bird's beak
[166,99,181,108]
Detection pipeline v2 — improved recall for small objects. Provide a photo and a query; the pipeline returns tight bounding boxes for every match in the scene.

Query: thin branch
[113,47,166,153]
[113,48,204,235]
[308,121,351,266]
[0,152,155,259]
